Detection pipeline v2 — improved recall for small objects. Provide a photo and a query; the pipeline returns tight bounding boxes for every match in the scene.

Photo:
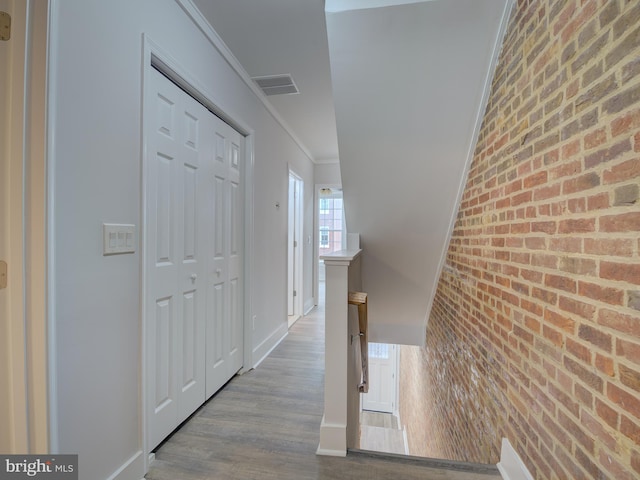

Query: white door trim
[0,0,50,454]
[288,169,304,319]
[141,36,255,467]
[313,183,342,304]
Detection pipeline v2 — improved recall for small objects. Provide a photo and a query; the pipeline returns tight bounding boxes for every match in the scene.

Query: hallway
[145,301,500,480]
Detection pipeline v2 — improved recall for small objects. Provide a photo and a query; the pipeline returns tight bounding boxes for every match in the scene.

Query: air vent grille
[252,74,299,96]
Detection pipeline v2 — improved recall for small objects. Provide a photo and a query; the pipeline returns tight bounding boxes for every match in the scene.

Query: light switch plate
[103,224,136,255]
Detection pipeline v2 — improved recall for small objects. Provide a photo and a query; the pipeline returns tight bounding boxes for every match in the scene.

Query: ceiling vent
[252,74,299,96]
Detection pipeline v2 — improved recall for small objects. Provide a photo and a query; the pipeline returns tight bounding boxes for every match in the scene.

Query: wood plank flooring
[146,301,500,480]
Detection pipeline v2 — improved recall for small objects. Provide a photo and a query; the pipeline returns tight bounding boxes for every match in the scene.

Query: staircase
[360,411,406,455]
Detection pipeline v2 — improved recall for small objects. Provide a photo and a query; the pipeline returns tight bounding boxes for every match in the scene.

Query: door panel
[147,68,217,449]
[206,119,244,396]
[362,343,397,413]
[146,66,245,449]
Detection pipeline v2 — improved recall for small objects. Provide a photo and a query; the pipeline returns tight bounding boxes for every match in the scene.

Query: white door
[362,343,397,413]
[287,175,296,316]
[206,120,244,397]
[287,172,303,317]
[145,68,244,449]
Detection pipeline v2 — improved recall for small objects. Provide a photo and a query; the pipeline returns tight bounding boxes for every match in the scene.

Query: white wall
[48,0,314,477]
[326,0,511,345]
[314,161,342,185]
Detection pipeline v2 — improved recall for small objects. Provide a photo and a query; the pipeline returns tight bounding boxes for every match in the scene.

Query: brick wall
[399,1,640,478]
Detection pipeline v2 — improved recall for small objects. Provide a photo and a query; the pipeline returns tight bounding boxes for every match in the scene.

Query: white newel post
[317,240,362,457]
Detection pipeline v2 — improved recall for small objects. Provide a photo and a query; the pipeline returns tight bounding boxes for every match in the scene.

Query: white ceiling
[192,0,513,344]
[192,0,339,163]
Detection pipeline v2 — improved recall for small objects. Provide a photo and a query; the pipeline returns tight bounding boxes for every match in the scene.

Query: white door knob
[190,273,197,282]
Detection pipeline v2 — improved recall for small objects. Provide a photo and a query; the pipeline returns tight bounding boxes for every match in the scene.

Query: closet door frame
[141,37,255,462]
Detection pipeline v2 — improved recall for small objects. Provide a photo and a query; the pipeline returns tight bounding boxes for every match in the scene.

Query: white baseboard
[317,416,347,457]
[252,322,288,368]
[304,298,315,314]
[497,438,534,480]
[107,450,145,480]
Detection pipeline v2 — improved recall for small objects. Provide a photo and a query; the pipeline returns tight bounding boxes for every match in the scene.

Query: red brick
[577,281,624,305]
[525,237,547,250]
[599,212,640,232]
[618,339,640,366]
[566,337,591,363]
[558,218,595,233]
[584,237,634,256]
[621,416,640,445]
[524,171,548,188]
[544,274,577,294]
[544,309,576,333]
[558,409,595,453]
[549,237,582,253]
[586,192,609,210]
[533,183,561,201]
[584,139,632,169]
[512,191,533,206]
[562,172,600,194]
[603,158,640,184]
[584,127,607,148]
[574,382,593,407]
[620,364,640,393]
[564,355,604,392]
[559,296,596,319]
[611,107,640,136]
[596,398,619,429]
[410,0,640,474]
[600,261,640,285]
[597,450,636,480]
[595,353,615,377]
[532,287,558,305]
[608,382,640,419]
[578,323,612,351]
[543,324,564,347]
[567,197,586,213]
[559,257,596,276]
[633,450,640,475]
[531,221,556,234]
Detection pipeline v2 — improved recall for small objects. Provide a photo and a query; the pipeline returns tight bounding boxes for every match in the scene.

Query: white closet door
[206,120,244,398]
[146,68,208,449]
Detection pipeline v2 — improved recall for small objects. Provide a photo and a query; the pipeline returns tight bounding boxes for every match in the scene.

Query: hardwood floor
[146,299,500,480]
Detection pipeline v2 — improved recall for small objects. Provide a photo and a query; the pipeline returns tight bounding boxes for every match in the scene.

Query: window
[320,227,329,247]
[318,194,344,254]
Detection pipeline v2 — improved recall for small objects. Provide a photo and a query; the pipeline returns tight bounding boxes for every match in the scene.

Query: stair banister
[317,234,363,456]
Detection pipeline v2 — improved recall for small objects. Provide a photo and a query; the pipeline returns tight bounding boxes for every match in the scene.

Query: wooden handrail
[348,291,368,393]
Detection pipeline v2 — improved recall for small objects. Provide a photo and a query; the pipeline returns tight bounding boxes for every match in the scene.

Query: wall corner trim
[497,438,534,480]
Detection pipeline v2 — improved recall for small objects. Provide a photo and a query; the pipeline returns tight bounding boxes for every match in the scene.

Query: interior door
[146,67,208,448]
[362,343,397,413]
[287,175,296,316]
[205,118,244,398]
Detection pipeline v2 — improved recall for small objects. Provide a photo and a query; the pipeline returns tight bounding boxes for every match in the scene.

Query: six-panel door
[146,67,244,450]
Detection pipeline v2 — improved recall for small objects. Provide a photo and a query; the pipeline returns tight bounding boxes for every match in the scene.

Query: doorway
[316,187,345,303]
[288,171,304,327]
[360,343,406,454]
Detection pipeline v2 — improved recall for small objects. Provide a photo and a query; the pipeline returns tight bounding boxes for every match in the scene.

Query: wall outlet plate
[103,224,136,255]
